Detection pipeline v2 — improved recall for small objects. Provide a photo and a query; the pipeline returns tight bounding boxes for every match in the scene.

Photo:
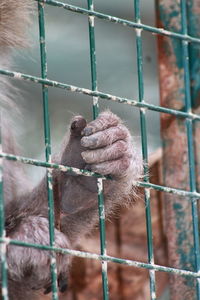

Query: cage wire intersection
[0,0,200,299]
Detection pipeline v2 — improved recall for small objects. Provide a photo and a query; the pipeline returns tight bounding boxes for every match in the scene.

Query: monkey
[0,1,143,299]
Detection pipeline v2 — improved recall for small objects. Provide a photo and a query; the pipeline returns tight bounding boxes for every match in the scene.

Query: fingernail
[82,127,93,136]
[81,136,98,147]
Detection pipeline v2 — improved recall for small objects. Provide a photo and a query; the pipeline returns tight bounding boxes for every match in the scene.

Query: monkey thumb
[70,116,87,137]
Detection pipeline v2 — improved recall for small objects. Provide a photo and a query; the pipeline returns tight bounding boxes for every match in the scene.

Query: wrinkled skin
[0,0,143,298]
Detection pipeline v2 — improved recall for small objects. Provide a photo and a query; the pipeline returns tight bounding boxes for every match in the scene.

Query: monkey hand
[59,111,143,243]
[80,111,142,179]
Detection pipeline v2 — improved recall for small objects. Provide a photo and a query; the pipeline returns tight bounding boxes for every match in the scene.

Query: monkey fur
[0,1,143,299]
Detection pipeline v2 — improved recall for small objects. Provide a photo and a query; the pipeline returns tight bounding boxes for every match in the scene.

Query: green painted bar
[1,237,200,279]
[0,114,8,300]
[0,152,107,178]
[134,1,156,299]
[0,0,199,297]
[38,1,59,298]
[181,0,200,298]
[97,179,109,299]
[35,0,200,44]
[87,0,99,119]
[2,152,200,199]
[87,0,109,298]
[1,69,200,120]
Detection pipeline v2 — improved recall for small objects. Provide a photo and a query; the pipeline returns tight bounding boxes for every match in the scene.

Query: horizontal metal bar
[137,181,200,199]
[34,0,200,44]
[1,152,200,199]
[1,237,200,279]
[0,152,107,179]
[1,69,200,120]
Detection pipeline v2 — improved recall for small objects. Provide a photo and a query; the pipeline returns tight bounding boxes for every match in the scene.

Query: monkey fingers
[81,140,127,164]
[86,155,132,176]
[81,125,129,149]
[82,111,121,136]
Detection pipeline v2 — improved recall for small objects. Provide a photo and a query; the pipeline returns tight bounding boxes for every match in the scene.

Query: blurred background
[10,0,161,181]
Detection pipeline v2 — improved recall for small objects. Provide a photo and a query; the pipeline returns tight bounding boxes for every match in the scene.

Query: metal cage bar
[0,113,8,300]
[0,235,200,278]
[38,1,59,298]
[134,1,156,299]
[180,0,200,298]
[1,69,200,120]
[0,0,200,299]
[2,151,200,198]
[87,0,109,298]
[35,0,200,44]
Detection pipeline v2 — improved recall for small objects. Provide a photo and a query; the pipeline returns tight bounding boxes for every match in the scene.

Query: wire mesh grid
[0,0,200,299]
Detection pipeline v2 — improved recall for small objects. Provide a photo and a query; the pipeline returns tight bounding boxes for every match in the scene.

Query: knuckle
[120,157,130,172]
[116,140,128,152]
[81,136,99,148]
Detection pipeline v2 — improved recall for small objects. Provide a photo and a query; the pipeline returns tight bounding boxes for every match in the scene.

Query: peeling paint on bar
[151,290,156,300]
[110,95,117,101]
[137,181,200,198]
[89,16,95,27]
[38,2,59,298]
[93,96,99,106]
[69,85,77,92]
[2,237,200,279]
[0,113,8,300]
[13,72,22,79]
[97,178,103,194]
[51,257,57,265]
[0,243,7,256]
[136,28,142,37]
[102,260,108,272]
[99,206,105,220]
[82,88,93,95]
[1,151,200,199]
[2,288,8,298]
[134,0,156,298]
[0,68,199,120]
[0,152,107,178]
[34,0,200,44]
[140,107,147,114]
[158,28,172,36]
[3,238,10,245]
[48,180,53,190]
[87,0,109,296]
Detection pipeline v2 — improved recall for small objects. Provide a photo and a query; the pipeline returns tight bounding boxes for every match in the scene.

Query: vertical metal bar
[37,2,58,299]
[0,113,8,300]
[134,1,156,299]
[181,1,200,298]
[87,1,109,299]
